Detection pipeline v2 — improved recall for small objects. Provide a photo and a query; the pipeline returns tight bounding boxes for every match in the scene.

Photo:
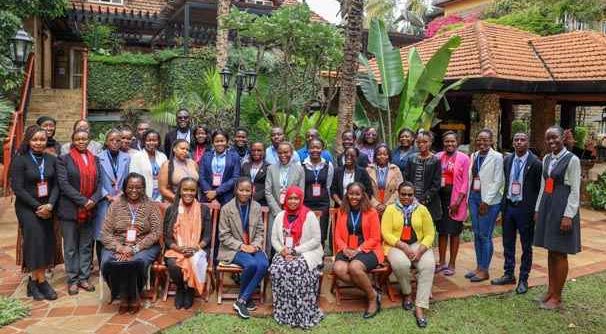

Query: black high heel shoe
[27,277,45,301]
[363,290,382,319]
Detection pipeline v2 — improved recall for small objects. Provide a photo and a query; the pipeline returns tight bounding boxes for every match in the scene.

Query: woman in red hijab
[269,186,324,329]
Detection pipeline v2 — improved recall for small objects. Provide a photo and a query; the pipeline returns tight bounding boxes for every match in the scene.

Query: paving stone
[96,324,126,334]
[47,306,75,317]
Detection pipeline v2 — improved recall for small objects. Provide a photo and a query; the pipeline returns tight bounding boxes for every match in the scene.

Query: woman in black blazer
[331,147,373,207]
[241,142,270,206]
[57,129,103,295]
[11,125,60,301]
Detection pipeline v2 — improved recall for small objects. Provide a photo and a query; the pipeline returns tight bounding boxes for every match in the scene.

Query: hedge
[87,48,215,109]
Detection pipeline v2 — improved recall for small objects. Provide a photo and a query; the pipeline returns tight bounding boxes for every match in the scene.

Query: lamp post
[8,27,34,69]
[220,67,257,129]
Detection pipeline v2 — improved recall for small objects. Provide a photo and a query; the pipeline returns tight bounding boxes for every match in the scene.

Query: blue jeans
[469,192,501,271]
[232,251,269,302]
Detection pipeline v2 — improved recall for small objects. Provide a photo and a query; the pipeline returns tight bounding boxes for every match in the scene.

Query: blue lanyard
[150,157,159,177]
[350,211,361,234]
[239,203,250,231]
[312,164,322,183]
[513,158,525,181]
[107,151,118,179]
[29,152,45,181]
[212,152,226,174]
[377,167,387,188]
[280,165,290,188]
[128,203,139,226]
[475,154,485,174]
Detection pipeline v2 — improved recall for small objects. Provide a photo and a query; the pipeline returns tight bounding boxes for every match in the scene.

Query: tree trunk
[215,0,231,69]
[336,0,364,152]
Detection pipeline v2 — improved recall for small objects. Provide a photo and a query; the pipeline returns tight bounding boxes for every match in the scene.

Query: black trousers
[165,257,185,289]
[502,202,534,282]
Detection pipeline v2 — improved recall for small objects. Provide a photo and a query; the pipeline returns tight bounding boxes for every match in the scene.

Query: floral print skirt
[269,254,324,329]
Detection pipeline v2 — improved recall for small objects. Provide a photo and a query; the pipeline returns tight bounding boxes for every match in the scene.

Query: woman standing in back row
[534,126,581,310]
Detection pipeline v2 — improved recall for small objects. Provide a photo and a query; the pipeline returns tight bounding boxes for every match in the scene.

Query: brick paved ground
[0,196,605,334]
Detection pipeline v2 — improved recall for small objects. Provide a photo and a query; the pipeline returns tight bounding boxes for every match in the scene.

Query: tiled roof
[280,0,329,23]
[368,21,606,82]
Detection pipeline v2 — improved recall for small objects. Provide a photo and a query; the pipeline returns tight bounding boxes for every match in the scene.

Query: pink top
[436,151,470,222]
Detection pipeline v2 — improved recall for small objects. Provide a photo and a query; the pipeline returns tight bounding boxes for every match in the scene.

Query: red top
[334,208,384,264]
[440,153,456,186]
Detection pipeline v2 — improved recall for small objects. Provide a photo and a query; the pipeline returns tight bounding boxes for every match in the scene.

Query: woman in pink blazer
[435,131,470,276]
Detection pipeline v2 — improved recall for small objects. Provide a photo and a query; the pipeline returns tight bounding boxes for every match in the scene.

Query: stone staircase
[26,88,83,144]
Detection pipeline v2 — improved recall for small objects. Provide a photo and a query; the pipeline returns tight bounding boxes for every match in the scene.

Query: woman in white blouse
[129,129,167,202]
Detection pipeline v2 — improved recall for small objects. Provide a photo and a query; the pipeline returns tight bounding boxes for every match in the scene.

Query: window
[89,0,124,5]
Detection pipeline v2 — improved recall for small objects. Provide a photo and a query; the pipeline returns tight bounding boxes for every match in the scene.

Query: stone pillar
[530,99,557,155]
[471,94,501,149]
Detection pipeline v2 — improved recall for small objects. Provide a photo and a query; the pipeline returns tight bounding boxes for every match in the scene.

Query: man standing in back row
[491,132,542,294]
[164,109,192,154]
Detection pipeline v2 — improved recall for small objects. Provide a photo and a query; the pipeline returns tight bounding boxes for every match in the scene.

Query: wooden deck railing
[2,53,35,196]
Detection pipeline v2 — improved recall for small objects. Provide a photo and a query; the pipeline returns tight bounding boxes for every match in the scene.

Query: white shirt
[507,151,529,201]
[534,148,581,218]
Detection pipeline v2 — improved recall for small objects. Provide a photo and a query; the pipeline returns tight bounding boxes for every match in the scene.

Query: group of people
[11,108,581,329]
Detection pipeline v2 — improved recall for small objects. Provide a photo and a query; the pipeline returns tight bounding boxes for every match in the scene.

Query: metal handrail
[2,53,35,196]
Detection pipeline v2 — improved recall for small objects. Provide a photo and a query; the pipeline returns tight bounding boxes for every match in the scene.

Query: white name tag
[511,181,521,196]
[212,173,222,187]
[441,177,446,187]
[312,183,321,197]
[285,236,293,249]
[36,181,48,198]
[126,228,137,242]
[472,177,481,191]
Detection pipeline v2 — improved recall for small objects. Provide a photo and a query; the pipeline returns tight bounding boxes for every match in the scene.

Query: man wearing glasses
[164,109,193,154]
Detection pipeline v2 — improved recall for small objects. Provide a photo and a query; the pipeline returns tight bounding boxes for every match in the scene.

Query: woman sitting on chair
[333,182,384,319]
[218,178,268,319]
[100,172,162,314]
[270,186,324,329]
[163,177,211,310]
[381,182,435,328]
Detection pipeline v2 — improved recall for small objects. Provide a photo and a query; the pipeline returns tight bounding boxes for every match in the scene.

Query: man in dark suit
[491,132,542,294]
[164,109,192,154]
[335,130,370,168]
[131,121,151,151]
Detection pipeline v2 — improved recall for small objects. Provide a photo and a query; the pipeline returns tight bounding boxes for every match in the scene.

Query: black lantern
[244,69,257,92]
[9,28,33,69]
[220,67,232,92]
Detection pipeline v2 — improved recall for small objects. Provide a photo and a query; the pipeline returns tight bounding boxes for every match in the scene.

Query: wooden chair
[215,206,269,305]
[328,208,396,305]
[152,202,219,303]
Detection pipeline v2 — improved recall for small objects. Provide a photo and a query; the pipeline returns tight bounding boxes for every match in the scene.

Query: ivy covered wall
[87,48,215,110]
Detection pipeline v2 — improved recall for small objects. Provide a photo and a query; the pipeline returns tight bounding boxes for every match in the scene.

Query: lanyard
[377,167,387,188]
[29,152,45,181]
[513,157,525,181]
[239,203,250,231]
[312,163,322,183]
[475,154,485,175]
[107,151,118,179]
[212,152,226,174]
[128,203,139,226]
[150,157,159,177]
[279,165,290,189]
[350,211,361,234]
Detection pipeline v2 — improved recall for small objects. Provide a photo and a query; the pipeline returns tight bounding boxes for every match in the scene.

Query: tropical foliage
[253,112,339,151]
[0,296,28,326]
[358,19,465,147]
[80,21,121,55]
[587,172,606,210]
[222,4,343,139]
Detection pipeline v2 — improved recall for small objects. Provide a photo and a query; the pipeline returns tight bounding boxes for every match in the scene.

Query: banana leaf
[367,19,404,97]
[357,54,387,110]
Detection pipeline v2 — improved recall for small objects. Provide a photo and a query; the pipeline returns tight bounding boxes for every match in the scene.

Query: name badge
[312,183,321,197]
[212,173,222,187]
[279,190,286,205]
[441,177,446,187]
[511,181,521,196]
[152,178,159,190]
[401,225,412,241]
[36,181,49,198]
[285,236,294,249]
[126,227,137,243]
[472,177,481,191]
[348,235,359,249]
[545,177,554,194]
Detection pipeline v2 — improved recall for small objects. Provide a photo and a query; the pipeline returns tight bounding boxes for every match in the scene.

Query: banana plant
[358,18,465,146]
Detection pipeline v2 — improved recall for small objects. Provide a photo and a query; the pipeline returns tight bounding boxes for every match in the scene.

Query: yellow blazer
[380,203,435,254]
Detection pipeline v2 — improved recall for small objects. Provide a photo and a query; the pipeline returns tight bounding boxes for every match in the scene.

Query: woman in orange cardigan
[333,182,384,319]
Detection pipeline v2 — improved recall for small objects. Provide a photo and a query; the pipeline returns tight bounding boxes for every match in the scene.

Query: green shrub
[81,21,121,54]
[486,6,564,35]
[574,126,588,148]
[0,296,28,327]
[511,119,528,136]
[587,172,606,210]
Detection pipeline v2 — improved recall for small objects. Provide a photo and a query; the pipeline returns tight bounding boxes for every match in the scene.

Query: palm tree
[216,0,231,69]
[336,0,365,151]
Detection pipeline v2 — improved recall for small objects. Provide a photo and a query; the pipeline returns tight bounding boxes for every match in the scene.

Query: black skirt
[437,186,463,236]
[335,251,379,271]
[17,208,56,272]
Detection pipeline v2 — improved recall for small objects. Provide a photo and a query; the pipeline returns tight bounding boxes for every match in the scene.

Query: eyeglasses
[401,193,415,197]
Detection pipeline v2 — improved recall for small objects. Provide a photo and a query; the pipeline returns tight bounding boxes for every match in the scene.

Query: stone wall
[471,94,500,145]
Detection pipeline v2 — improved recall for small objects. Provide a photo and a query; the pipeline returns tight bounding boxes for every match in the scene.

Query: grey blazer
[264,162,305,216]
[217,199,265,264]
